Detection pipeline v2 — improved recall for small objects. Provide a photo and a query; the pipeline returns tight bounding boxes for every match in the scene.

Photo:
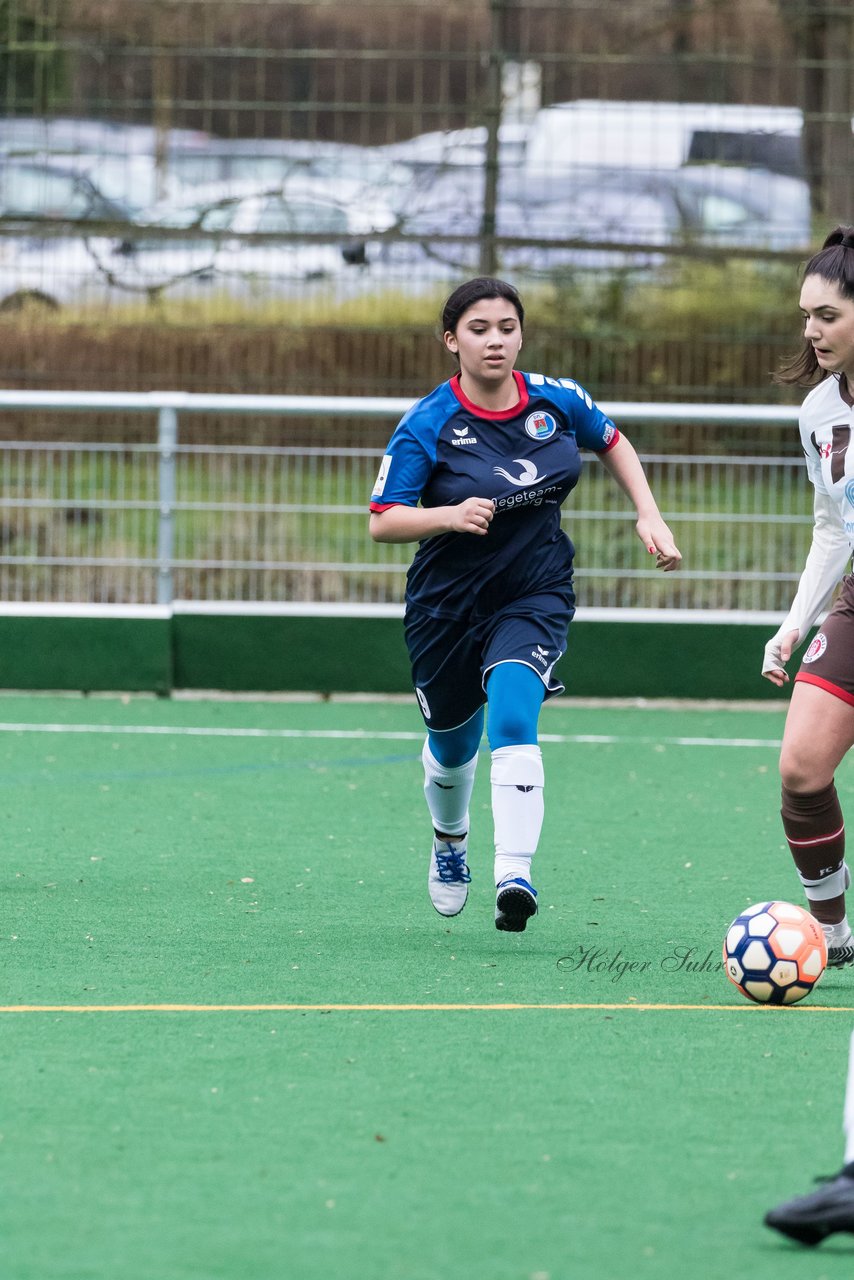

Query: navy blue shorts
[404,587,575,731]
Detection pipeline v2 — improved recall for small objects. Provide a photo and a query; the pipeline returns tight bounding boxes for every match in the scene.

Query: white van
[523,100,803,174]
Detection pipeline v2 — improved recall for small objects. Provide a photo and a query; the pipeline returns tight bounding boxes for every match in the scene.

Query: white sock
[494,852,533,885]
[491,744,543,886]
[422,740,478,839]
[844,1030,854,1165]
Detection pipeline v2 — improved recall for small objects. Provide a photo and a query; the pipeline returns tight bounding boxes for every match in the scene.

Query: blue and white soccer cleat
[495,876,538,932]
[428,839,471,917]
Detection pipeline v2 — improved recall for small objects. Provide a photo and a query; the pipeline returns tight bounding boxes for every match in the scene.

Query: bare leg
[780,682,854,792]
[779,683,854,944]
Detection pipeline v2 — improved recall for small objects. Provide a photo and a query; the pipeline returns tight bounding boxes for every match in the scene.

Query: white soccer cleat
[428,839,471,917]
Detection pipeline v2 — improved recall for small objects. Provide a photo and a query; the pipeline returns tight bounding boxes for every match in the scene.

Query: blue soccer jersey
[370,369,619,618]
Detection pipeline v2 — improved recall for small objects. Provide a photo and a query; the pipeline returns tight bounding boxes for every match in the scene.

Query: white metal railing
[0,390,807,615]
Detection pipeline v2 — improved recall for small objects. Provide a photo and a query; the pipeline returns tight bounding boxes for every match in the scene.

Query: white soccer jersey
[800,374,854,518]
[768,375,854,652]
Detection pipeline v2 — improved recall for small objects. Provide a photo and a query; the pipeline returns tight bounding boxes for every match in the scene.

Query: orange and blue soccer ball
[723,901,827,1005]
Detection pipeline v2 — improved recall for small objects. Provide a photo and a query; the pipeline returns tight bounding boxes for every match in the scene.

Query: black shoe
[494,877,538,932]
[764,1168,854,1245]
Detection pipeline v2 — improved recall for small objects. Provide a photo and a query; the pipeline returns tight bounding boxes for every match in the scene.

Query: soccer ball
[723,901,827,1005]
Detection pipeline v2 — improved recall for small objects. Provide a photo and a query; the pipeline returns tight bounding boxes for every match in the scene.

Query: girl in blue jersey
[370,277,681,931]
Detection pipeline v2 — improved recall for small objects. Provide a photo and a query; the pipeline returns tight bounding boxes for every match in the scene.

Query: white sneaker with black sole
[428,838,471,917]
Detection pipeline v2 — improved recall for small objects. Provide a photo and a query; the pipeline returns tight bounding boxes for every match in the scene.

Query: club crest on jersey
[524,411,557,441]
[803,632,828,664]
[845,478,854,508]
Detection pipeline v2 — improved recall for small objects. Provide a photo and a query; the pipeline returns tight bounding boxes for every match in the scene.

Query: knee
[488,705,534,749]
[427,712,483,767]
[779,742,833,793]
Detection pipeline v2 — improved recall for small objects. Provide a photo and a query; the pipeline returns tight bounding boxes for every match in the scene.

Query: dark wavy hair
[775,225,854,386]
[440,277,524,340]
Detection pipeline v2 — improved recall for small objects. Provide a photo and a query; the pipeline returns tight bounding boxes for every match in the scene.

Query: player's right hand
[450,497,495,536]
[761,628,799,686]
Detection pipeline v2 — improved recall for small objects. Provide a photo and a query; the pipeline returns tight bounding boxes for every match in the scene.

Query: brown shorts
[795,573,854,707]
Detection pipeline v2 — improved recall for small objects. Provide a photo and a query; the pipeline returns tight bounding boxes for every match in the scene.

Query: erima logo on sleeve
[373,454,393,496]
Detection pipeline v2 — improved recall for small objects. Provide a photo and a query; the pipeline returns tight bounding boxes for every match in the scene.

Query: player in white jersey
[762,226,854,966]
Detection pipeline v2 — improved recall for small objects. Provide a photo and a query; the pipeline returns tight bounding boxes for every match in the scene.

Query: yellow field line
[2,1001,853,1013]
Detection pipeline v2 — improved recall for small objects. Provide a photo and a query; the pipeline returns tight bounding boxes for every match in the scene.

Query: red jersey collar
[449,370,528,419]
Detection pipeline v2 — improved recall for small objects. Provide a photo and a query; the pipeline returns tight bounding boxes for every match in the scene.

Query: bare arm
[369,497,495,544]
[597,435,682,571]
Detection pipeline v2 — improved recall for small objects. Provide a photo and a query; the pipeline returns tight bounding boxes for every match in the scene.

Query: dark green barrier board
[172,614,794,701]
[0,613,795,700]
[0,614,172,693]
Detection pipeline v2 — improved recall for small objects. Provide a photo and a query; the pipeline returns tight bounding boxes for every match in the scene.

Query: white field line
[0,722,782,748]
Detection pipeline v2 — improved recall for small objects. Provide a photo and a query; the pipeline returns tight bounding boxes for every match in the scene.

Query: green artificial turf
[2,693,853,1280]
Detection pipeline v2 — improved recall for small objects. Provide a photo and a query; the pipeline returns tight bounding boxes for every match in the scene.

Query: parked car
[166,136,414,210]
[185,187,367,295]
[0,118,210,213]
[363,161,811,284]
[155,173,398,237]
[522,100,805,174]
[500,163,811,254]
[0,232,222,309]
[661,164,810,249]
[0,180,373,309]
[0,158,131,226]
[0,158,141,309]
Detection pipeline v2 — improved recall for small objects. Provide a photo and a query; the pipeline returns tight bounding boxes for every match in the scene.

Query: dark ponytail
[776,225,854,386]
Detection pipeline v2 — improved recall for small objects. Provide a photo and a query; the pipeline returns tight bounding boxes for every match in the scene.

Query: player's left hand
[636,516,682,572]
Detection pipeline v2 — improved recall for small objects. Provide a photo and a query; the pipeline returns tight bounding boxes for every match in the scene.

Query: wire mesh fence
[1,0,852,323]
